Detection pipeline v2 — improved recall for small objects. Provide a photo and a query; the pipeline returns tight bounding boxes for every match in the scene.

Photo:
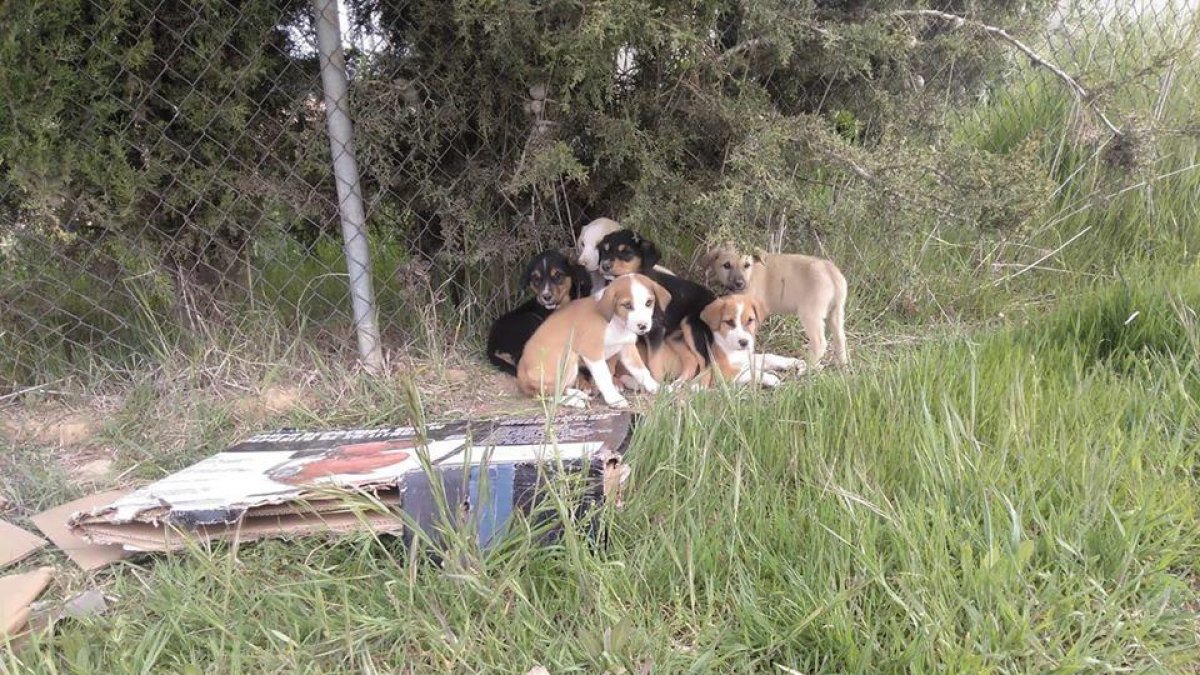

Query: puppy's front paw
[760,372,782,388]
[788,358,808,373]
[605,395,630,409]
[642,378,660,394]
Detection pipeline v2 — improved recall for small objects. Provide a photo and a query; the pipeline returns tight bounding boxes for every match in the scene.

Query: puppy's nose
[600,261,612,272]
[738,338,749,348]
[733,280,746,290]
[636,322,648,333]
[539,292,554,303]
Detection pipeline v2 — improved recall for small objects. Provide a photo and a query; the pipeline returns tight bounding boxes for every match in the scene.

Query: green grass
[4,270,1198,673]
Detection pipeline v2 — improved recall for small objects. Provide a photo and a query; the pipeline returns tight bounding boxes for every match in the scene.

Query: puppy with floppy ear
[517,274,670,408]
[698,294,804,387]
[598,230,715,381]
[486,251,592,376]
[701,244,849,369]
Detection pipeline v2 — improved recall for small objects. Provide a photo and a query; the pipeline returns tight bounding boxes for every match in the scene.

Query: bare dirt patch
[234,385,310,420]
[2,408,99,448]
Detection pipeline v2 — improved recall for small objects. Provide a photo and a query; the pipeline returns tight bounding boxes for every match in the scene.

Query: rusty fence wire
[0,0,1195,389]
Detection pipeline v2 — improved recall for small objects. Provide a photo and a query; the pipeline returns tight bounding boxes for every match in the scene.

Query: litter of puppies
[490,217,849,406]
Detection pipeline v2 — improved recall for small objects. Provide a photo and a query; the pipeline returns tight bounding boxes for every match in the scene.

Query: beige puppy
[518,274,670,408]
[701,246,849,367]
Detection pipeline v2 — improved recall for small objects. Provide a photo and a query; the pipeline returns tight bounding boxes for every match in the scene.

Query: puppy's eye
[746,317,754,324]
[743,262,751,269]
[725,320,736,327]
[550,272,562,282]
[723,262,732,270]
[622,302,634,310]
[644,299,652,307]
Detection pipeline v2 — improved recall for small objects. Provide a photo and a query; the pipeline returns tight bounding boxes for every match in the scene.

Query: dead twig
[892,9,1122,137]
[0,382,62,405]
[991,225,1092,287]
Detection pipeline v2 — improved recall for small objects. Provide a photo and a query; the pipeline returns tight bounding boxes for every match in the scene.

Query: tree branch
[892,9,1122,137]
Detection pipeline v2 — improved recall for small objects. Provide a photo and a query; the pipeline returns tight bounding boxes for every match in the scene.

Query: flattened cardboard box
[69,413,633,552]
[0,520,48,569]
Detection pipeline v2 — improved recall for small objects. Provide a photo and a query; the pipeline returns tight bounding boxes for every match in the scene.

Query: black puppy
[597,230,715,378]
[486,251,591,376]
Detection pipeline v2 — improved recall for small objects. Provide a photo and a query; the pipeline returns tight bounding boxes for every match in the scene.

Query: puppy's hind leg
[799,310,829,369]
[829,279,850,367]
[560,388,590,408]
[618,344,659,394]
[582,357,629,408]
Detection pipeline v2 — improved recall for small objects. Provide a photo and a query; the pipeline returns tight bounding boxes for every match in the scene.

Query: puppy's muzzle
[737,338,750,348]
[731,279,747,291]
[634,321,650,335]
[538,292,556,308]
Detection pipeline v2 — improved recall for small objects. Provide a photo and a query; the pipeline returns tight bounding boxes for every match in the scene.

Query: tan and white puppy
[701,246,849,368]
[517,274,670,408]
[699,295,805,387]
[577,217,674,295]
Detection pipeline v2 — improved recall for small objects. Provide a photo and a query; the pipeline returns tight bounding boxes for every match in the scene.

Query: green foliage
[2,0,1199,377]
[0,0,320,262]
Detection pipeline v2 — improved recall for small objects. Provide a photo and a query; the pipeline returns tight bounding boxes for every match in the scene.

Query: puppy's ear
[597,286,617,321]
[571,263,592,298]
[647,277,672,309]
[751,248,768,264]
[697,249,719,270]
[700,298,723,330]
[640,239,662,270]
[750,296,768,326]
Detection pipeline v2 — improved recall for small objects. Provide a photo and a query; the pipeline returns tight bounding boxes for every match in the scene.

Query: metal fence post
[313,0,385,374]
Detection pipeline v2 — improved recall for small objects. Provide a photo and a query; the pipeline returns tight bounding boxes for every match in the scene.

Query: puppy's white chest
[603,321,637,358]
[724,349,752,368]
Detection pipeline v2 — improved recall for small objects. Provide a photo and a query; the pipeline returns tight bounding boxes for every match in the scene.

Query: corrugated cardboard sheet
[69,413,633,552]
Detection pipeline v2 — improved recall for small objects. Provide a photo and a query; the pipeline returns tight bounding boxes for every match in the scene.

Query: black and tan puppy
[486,251,591,376]
[597,230,715,380]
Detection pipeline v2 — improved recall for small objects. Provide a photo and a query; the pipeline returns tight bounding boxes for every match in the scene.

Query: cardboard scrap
[30,490,135,571]
[0,566,54,639]
[0,520,47,569]
[69,413,634,552]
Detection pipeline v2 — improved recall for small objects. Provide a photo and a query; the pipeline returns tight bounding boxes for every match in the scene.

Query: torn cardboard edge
[30,490,136,572]
[0,520,48,569]
[68,413,634,554]
[0,566,54,639]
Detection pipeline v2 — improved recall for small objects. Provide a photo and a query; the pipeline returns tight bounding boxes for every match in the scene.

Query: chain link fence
[1,0,1196,389]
